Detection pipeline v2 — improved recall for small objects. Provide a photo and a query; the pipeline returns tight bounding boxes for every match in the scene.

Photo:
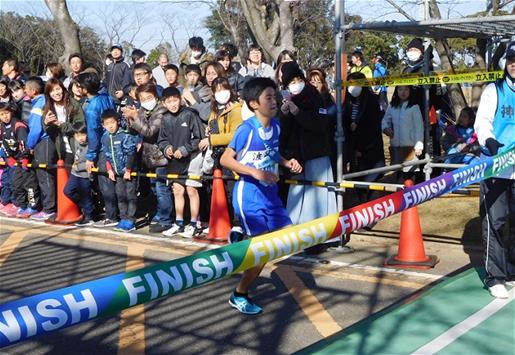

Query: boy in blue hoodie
[101,109,139,232]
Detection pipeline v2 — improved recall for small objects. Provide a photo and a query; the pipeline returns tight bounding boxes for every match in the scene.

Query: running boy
[101,109,139,232]
[64,122,95,226]
[220,77,302,314]
[0,102,40,218]
[158,87,203,237]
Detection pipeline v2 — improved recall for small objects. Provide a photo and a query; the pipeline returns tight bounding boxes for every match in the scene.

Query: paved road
[0,216,482,354]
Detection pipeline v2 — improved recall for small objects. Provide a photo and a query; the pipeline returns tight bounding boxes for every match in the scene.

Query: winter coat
[26,94,47,149]
[238,63,275,80]
[178,49,214,85]
[227,71,247,96]
[101,128,138,175]
[208,101,243,147]
[158,107,203,174]
[43,98,85,157]
[343,91,384,166]
[279,83,331,164]
[382,102,424,150]
[83,93,116,162]
[70,139,89,178]
[105,59,132,104]
[127,104,168,168]
[0,118,30,160]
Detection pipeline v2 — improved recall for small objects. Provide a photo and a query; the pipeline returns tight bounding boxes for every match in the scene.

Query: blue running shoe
[228,292,263,315]
[122,220,136,232]
[114,219,128,232]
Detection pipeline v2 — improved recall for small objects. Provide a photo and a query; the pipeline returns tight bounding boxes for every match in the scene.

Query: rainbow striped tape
[0,147,513,348]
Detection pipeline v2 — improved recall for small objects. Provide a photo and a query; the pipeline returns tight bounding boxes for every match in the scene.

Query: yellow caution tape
[345,70,503,87]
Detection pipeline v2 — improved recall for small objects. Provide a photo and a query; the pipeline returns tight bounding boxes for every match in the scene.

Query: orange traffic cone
[385,180,439,269]
[200,168,231,243]
[47,159,82,225]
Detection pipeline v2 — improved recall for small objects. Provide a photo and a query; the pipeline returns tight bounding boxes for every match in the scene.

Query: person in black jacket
[158,87,203,238]
[0,102,39,217]
[343,72,385,204]
[105,44,132,106]
[278,62,337,232]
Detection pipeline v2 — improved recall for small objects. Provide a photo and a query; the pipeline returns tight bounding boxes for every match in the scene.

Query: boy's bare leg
[236,264,266,294]
[173,182,185,220]
[186,186,199,221]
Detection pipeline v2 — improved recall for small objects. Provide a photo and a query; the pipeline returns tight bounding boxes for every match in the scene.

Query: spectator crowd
[0,36,481,238]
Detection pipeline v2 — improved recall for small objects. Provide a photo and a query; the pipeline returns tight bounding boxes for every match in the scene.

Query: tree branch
[385,0,416,21]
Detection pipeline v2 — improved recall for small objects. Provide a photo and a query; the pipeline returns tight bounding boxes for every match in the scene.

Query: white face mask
[348,86,362,98]
[214,90,231,105]
[288,82,305,95]
[46,71,52,79]
[191,50,202,58]
[141,99,157,111]
[407,51,421,62]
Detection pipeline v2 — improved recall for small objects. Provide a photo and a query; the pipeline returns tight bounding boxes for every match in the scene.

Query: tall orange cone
[201,168,231,243]
[385,180,439,269]
[47,159,82,225]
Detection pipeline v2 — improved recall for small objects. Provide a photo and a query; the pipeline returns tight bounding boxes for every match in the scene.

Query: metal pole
[335,0,344,211]
[330,0,353,253]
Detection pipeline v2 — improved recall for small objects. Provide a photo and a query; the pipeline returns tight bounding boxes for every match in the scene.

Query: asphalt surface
[0,215,483,354]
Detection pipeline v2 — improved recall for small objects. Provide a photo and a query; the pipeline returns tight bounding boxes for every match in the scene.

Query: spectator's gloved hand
[485,138,504,156]
[6,157,16,167]
[21,159,29,170]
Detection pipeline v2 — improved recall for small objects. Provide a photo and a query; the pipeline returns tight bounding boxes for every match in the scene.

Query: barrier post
[47,159,82,225]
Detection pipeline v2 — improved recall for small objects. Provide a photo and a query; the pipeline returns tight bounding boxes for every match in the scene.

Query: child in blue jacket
[101,109,139,232]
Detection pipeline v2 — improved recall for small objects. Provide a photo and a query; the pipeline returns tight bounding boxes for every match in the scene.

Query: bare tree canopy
[44,0,81,72]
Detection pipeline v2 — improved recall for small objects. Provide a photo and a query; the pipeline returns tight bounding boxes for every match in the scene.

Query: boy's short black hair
[8,79,24,91]
[162,87,181,100]
[0,102,15,112]
[163,64,179,74]
[77,72,101,95]
[72,121,87,134]
[188,36,204,51]
[68,53,83,63]
[241,77,277,112]
[184,64,201,76]
[25,76,45,94]
[131,49,146,63]
[101,109,119,122]
[133,62,152,74]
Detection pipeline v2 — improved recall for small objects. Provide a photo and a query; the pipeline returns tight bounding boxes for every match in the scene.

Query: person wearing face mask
[343,72,384,206]
[474,41,515,299]
[201,77,243,235]
[402,38,453,160]
[179,36,214,83]
[123,83,173,233]
[279,62,337,252]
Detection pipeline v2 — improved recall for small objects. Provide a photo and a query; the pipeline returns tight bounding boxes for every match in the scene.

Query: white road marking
[411,288,515,355]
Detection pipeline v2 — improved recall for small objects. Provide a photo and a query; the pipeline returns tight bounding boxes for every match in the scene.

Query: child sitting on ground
[441,107,480,164]
[158,87,203,238]
[101,109,139,232]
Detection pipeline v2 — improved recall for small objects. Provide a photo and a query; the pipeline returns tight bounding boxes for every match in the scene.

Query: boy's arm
[157,119,173,155]
[176,112,203,157]
[27,104,44,149]
[220,147,278,185]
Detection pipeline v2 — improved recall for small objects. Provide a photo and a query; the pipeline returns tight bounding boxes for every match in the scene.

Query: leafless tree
[44,0,81,72]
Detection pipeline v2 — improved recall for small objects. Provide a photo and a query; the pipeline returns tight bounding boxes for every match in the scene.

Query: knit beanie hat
[407,38,424,53]
[280,61,304,86]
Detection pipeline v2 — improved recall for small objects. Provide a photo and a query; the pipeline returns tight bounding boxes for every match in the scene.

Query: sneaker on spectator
[75,216,94,227]
[182,224,197,238]
[505,280,515,288]
[149,215,160,225]
[93,218,119,228]
[16,207,37,219]
[0,203,13,214]
[489,284,509,299]
[31,211,56,221]
[202,227,209,234]
[2,204,18,217]
[228,292,263,315]
[149,224,171,233]
[115,219,136,232]
[162,223,184,237]
[228,226,245,244]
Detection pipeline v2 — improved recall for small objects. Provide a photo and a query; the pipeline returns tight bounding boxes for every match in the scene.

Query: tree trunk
[429,0,467,116]
[240,0,294,63]
[44,0,81,73]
